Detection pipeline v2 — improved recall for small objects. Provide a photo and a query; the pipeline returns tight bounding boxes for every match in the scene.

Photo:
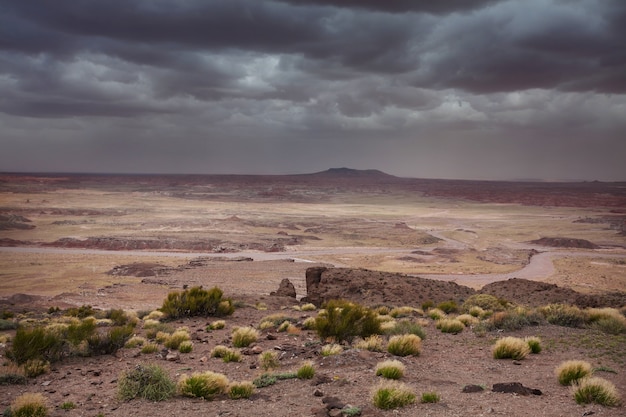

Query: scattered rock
[492,382,542,396]
[270,278,297,298]
[462,384,484,393]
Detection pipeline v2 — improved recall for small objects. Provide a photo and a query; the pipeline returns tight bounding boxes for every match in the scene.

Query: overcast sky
[1,0,625,180]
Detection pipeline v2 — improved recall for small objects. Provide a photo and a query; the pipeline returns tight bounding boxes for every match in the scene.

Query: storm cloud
[1,0,624,180]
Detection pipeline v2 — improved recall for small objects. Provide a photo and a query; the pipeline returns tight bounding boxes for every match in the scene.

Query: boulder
[270,278,297,298]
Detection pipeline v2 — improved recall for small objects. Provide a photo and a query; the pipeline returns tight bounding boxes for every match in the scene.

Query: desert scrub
[468,306,487,318]
[178,371,229,400]
[462,294,508,312]
[228,381,255,399]
[573,377,621,406]
[525,336,542,354]
[211,345,233,359]
[163,329,190,350]
[420,391,441,403]
[206,320,226,331]
[144,310,164,321]
[118,364,176,402]
[125,336,146,348]
[160,286,234,319]
[259,350,280,370]
[539,304,587,328]
[375,360,405,380]
[140,343,159,354]
[320,343,343,357]
[232,326,259,348]
[427,308,446,320]
[10,393,48,417]
[555,360,593,385]
[487,308,543,331]
[587,308,626,335]
[8,326,64,365]
[389,306,417,318]
[456,314,480,327]
[436,300,458,314]
[387,334,421,357]
[354,334,385,352]
[314,299,381,343]
[297,361,316,379]
[372,381,416,410]
[59,401,76,410]
[436,318,465,334]
[87,324,134,355]
[22,359,50,378]
[178,340,193,353]
[211,346,241,363]
[259,313,294,329]
[300,303,317,311]
[492,337,530,360]
[383,319,426,339]
[302,317,317,330]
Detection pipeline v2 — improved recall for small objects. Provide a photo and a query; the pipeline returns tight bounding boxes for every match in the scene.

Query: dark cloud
[0,0,624,180]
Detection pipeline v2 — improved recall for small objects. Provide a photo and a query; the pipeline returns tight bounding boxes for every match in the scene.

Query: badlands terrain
[0,169,625,416]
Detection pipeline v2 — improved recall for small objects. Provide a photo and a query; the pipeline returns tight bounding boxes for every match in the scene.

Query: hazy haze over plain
[1,0,625,180]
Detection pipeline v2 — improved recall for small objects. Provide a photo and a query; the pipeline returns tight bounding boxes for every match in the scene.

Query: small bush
[314,299,381,343]
[0,373,28,386]
[492,337,530,360]
[297,361,316,379]
[211,345,233,359]
[163,329,190,350]
[525,336,542,354]
[144,310,164,321]
[300,303,317,311]
[22,359,50,378]
[160,286,234,319]
[65,305,95,319]
[320,343,343,357]
[539,304,587,328]
[228,381,255,399]
[259,350,280,370]
[420,391,441,403]
[302,317,317,330]
[87,324,134,355]
[178,371,229,400]
[487,308,543,331]
[456,314,480,327]
[587,308,626,334]
[277,321,291,332]
[125,336,146,348]
[387,334,421,357]
[253,373,277,388]
[427,308,446,320]
[59,401,75,410]
[383,320,426,339]
[389,306,416,318]
[207,320,226,331]
[555,360,592,386]
[372,381,416,410]
[437,300,458,314]
[8,326,64,365]
[0,319,18,331]
[354,335,385,352]
[66,318,97,345]
[10,393,48,417]
[232,326,259,348]
[222,349,242,363]
[462,294,508,312]
[118,364,176,402]
[436,318,465,334]
[106,309,136,326]
[178,340,193,353]
[468,306,486,318]
[375,360,405,380]
[140,343,159,354]
[573,377,621,406]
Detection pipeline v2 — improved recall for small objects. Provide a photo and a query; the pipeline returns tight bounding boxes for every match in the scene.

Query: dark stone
[462,384,485,393]
[270,278,297,298]
[492,382,542,396]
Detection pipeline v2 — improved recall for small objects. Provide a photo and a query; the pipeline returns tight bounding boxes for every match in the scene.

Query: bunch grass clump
[300,303,317,311]
[456,314,480,327]
[387,334,421,357]
[354,334,385,352]
[211,345,241,363]
[228,381,255,399]
[492,337,530,360]
[587,308,626,334]
[140,343,159,354]
[436,318,465,334]
[389,306,416,318]
[22,359,50,378]
[10,393,48,417]
[375,360,405,380]
[320,343,343,357]
[462,294,508,312]
[573,377,621,406]
[420,391,441,403]
[383,320,426,339]
[232,326,259,348]
[259,350,280,370]
[525,336,542,354]
[178,371,229,400]
[160,286,234,319]
[117,364,176,402]
[163,329,190,350]
[372,381,416,410]
[125,336,146,348]
[539,304,587,328]
[207,320,226,331]
[302,317,317,330]
[296,361,316,379]
[178,340,193,353]
[555,360,592,386]
[427,308,446,320]
[314,299,381,343]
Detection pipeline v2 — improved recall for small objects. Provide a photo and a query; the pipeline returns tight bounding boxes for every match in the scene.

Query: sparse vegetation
[163,329,191,350]
[320,343,343,357]
[539,304,587,328]
[525,336,542,354]
[231,326,259,348]
[387,334,421,357]
[22,359,50,378]
[10,393,48,417]
[8,326,64,365]
[372,381,416,410]
[117,364,176,402]
[375,360,405,380]
[206,320,226,331]
[178,340,193,353]
[259,350,280,370]
[383,319,426,339]
[354,334,385,352]
[555,360,592,386]
[160,286,234,320]
[59,401,76,410]
[420,391,441,403]
[573,377,621,406]
[296,361,315,379]
[436,318,465,334]
[492,336,531,360]
[462,294,507,312]
[228,381,255,399]
[178,371,229,400]
[211,345,241,363]
[437,300,458,314]
[314,299,381,343]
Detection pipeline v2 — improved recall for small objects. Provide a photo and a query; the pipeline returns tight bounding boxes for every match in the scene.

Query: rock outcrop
[270,278,297,298]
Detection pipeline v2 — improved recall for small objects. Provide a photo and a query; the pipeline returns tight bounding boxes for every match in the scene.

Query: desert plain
[0,170,625,417]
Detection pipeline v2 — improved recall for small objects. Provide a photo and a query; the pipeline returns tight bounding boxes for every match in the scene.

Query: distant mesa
[307,167,397,178]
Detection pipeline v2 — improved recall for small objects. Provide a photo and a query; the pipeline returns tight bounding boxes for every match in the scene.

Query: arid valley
[1,170,625,417]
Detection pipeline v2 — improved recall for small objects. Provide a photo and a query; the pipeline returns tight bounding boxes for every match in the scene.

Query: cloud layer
[1,0,625,180]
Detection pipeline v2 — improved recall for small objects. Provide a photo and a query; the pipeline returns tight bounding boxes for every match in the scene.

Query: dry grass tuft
[555,360,592,386]
[492,336,530,360]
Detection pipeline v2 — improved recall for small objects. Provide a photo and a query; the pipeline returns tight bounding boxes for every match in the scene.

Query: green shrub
[59,401,75,410]
[178,340,193,353]
[436,318,465,334]
[211,345,233,359]
[178,371,229,400]
[573,377,621,406]
[420,391,441,403]
[539,304,587,328]
[555,360,592,386]
[8,326,64,365]
[253,373,277,388]
[10,393,48,417]
[354,334,385,352]
[228,381,255,399]
[486,308,543,331]
[0,373,28,386]
[140,343,159,354]
[22,359,50,378]
[106,309,134,326]
[296,361,315,379]
[66,318,97,346]
[437,300,458,314]
[231,326,259,348]
[492,337,530,360]
[525,336,542,354]
[160,286,234,319]
[163,329,190,350]
[421,300,434,310]
[372,381,416,410]
[587,308,626,334]
[314,299,381,343]
[389,306,416,318]
[462,294,507,312]
[427,308,446,320]
[222,349,241,363]
[387,334,421,357]
[0,319,18,331]
[375,360,405,380]
[259,350,280,371]
[88,325,134,355]
[65,305,95,319]
[383,320,426,339]
[468,306,486,318]
[118,364,176,402]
